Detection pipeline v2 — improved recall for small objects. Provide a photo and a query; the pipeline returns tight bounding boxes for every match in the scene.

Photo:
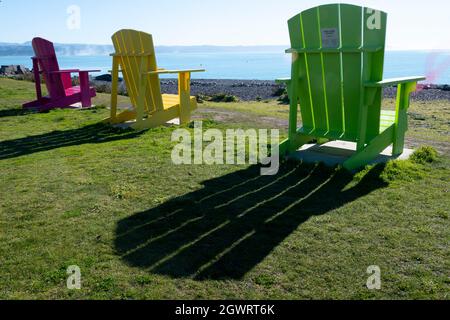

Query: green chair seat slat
[299,127,357,142]
[380,110,396,118]
[379,110,396,133]
[380,124,393,133]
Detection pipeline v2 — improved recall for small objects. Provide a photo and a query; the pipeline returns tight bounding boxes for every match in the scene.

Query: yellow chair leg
[178,72,192,124]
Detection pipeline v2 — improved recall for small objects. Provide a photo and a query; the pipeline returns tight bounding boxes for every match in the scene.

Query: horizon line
[1,42,450,52]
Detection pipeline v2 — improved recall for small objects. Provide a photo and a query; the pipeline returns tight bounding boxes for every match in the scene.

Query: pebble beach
[92,78,450,102]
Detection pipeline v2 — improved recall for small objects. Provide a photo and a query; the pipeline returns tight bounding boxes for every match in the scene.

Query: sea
[1,50,449,84]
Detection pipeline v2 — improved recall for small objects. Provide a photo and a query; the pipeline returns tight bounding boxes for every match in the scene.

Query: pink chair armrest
[78,70,101,73]
[47,69,80,74]
[47,69,100,75]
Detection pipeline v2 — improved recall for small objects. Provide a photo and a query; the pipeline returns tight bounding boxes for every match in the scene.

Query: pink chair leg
[79,71,92,108]
[32,57,43,101]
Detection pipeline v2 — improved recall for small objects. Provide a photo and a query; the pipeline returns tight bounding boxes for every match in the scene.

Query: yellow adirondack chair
[106,29,205,130]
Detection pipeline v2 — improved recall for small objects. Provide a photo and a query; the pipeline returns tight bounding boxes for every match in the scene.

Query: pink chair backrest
[32,38,71,98]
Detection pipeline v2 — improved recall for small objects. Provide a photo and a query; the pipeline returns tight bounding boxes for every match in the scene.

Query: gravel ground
[383,87,450,101]
[160,79,283,101]
[92,78,450,102]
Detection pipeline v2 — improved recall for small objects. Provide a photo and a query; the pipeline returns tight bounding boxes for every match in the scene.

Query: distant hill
[0,42,287,56]
[0,43,113,56]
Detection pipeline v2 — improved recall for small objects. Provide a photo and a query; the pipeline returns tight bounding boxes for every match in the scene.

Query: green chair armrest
[364,76,426,87]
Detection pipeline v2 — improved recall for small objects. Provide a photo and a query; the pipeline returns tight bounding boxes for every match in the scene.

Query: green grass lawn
[0,78,449,299]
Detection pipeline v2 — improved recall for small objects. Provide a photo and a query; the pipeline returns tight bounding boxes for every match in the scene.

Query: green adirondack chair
[277,4,425,170]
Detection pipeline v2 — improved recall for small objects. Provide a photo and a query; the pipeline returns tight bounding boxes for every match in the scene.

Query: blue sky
[0,0,449,50]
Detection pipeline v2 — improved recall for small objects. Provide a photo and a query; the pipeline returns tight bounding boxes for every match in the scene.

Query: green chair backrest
[288,3,387,141]
[112,29,164,114]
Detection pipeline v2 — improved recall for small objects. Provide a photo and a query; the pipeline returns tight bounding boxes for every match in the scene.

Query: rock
[17,65,29,74]
[0,65,14,75]
[0,65,30,75]
[419,84,431,90]
[409,112,426,121]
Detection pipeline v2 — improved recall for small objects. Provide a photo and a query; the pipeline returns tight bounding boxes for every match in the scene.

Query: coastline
[92,78,450,102]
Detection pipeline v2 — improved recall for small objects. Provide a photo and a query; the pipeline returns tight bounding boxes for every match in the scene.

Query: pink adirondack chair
[23,37,99,112]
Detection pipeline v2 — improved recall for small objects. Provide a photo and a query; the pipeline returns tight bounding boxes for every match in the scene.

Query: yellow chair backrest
[111,29,164,114]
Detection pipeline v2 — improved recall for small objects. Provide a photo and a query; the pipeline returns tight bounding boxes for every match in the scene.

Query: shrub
[94,83,112,94]
[195,94,209,103]
[380,160,425,182]
[274,88,290,104]
[278,93,290,104]
[410,146,438,164]
[11,73,36,82]
[272,87,286,97]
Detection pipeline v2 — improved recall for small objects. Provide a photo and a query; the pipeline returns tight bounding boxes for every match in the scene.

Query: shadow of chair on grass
[0,123,146,160]
[115,162,388,280]
[0,108,35,118]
